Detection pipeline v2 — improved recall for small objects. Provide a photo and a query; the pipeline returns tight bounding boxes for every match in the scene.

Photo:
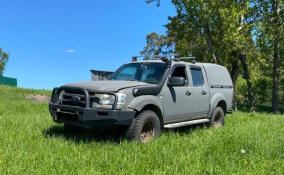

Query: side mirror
[168,77,185,87]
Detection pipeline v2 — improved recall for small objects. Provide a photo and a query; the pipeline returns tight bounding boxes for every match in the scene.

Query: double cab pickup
[49,57,233,142]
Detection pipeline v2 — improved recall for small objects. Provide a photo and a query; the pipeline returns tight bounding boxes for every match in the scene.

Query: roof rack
[131,55,196,65]
[173,56,196,64]
[132,55,164,62]
[132,55,172,66]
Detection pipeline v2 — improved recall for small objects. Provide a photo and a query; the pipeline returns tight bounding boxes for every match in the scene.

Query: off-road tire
[208,106,225,128]
[126,110,161,143]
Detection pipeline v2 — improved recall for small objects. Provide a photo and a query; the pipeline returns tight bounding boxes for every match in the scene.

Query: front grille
[61,91,86,107]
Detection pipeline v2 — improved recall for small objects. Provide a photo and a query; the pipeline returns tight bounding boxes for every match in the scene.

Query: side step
[227,109,234,114]
[164,119,210,129]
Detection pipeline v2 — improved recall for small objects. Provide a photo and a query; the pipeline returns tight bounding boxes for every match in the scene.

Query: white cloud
[64,46,80,53]
[64,49,77,53]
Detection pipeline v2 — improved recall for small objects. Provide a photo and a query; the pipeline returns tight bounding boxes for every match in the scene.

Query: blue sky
[1,0,175,90]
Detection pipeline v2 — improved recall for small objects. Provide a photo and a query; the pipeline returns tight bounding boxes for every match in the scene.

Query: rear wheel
[126,110,161,143]
[208,106,225,128]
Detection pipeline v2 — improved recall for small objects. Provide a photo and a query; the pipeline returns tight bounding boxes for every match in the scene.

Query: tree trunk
[272,39,280,113]
[233,1,255,111]
[230,59,239,85]
[230,59,239,111]
[239,53,255,111]
[204,23,218,63]
[272,0,280,114]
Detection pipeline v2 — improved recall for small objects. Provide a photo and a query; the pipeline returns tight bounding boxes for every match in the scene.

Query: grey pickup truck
[49,57,233,142]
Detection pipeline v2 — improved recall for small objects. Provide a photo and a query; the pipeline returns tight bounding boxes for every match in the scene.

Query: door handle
[201,91,207,95]
[185,91,192,96]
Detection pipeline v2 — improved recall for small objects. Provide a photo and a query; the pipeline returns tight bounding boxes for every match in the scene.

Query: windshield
[110,63,167,84]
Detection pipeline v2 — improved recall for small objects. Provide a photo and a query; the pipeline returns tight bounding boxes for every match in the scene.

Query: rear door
[189,65,210,118]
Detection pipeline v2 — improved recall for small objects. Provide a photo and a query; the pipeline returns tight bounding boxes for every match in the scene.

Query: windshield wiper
[129,79,139,82]
[143,81,156,84]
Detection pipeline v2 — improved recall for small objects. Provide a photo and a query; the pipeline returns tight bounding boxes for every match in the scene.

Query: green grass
[0,85,283,174]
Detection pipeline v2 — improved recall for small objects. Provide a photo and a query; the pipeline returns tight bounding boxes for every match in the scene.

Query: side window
[190,68,204,86]
[171,66,188,86]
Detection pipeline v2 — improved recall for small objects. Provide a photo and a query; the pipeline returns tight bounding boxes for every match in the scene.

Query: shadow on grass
[162,123,206,136]
[42,125,128,144]
[42,123,205,144]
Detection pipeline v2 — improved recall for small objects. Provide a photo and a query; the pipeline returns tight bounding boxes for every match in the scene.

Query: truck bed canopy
[199,63,233,86]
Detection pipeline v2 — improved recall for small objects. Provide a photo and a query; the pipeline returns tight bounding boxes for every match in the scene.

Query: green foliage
[235,78,247,104]
[143,0,284,110]
[145,0,160,6]
[0,85,283,174]
[254,0,283,112]
[280,45,284,105]
[166,0,257,64]
[235,77,272,105]
[140,32,174,59]
[0,48,9,76]
[253,77,273,104]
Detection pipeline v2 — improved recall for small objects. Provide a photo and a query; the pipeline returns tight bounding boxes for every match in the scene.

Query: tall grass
[0,85,283,174]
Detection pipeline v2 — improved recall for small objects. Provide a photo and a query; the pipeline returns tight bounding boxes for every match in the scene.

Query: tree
[256,0,283,113]
[146,0,257,110]
[145,0,160,6]
[280,53,284,107]
[140,32,174,59]
[271,0,282,113]
[144,0,284,112]
[0,48,9,76]
[280,27,284,107]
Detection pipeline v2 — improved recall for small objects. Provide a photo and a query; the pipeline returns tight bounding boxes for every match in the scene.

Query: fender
[208,92,227,118]
[128,95,163,114]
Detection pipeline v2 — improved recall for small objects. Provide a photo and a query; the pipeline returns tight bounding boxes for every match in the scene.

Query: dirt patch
[26,94,50,103]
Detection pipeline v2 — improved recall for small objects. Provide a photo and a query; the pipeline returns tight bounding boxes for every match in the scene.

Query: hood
[65,80,150,92]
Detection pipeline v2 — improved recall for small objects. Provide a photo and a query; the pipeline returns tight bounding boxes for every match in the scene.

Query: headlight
[92,94,115,109]
[91,93,126,109]
[100,94,115,105]
[58,90,65,104]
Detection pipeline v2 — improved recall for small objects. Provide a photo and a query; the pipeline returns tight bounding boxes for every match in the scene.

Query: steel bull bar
[49,86,136,128]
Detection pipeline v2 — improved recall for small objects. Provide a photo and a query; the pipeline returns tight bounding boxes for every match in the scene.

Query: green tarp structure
[0,76,17,86]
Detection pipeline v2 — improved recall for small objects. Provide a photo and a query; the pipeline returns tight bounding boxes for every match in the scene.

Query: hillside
[0,85,283,174]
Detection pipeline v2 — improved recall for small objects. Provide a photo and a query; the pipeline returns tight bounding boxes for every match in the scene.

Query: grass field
[0,85,283,174]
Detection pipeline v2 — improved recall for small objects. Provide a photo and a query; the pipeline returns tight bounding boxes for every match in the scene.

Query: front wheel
[208,106,225,128]
[126,110,161,143]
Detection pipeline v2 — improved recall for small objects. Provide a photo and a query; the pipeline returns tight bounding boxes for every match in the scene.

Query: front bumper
[49,103,136,128]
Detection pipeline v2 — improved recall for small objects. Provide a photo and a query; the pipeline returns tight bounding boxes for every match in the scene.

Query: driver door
[162,64,195,123]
